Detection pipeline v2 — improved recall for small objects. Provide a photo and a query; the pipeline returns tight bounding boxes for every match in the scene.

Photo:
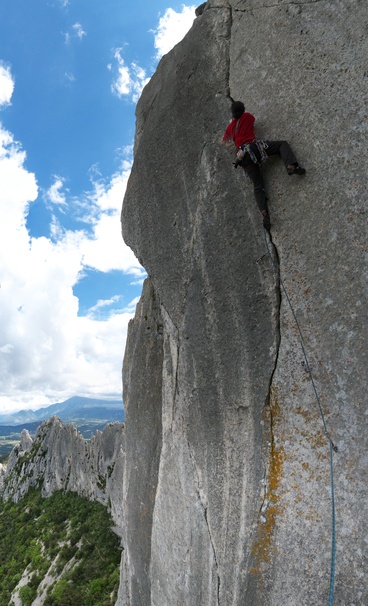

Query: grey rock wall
[2,418,125,530]
[0,463,5,493]
[121,1,367,605]
[119,279,164,605]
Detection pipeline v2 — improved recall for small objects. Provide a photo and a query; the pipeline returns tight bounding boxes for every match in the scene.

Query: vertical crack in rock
[122,0,368,602]
[224,4,233,102]
[160,303,180,435]
[252,234,284,583]
[265,235,282,409]
[187,440,221,605]
[121,279,164,606]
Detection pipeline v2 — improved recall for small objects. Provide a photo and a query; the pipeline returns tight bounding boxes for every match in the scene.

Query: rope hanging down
[261,230,337,606]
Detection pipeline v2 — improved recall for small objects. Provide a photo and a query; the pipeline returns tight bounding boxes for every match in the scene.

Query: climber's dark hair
[231,101,245,119]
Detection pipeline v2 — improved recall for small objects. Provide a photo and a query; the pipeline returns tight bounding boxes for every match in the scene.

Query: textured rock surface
[121,1,367,605]
[0,463,5,493]
[119,279,164,605]
[2,418,125,529]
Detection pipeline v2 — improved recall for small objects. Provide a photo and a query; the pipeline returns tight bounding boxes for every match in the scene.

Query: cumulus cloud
[110,6,195,103]
[111,50,150,103]
[0,6,200,412]
[81,162,145,275]
[0,6,198,412]
[0,125,38,228]
[0,120,143,413]
[153,5,195,59]
[0,63,14,106]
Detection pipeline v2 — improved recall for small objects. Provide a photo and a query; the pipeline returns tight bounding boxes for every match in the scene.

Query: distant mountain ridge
[0,396,124,426]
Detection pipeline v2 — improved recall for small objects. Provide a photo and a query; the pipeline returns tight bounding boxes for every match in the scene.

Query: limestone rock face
[119,279,164,606]
[2,417,125,529]
[0,463,5,493]
[121,1,367,605]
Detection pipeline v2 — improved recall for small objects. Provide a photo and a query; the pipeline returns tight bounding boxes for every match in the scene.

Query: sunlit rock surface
[2,418,125,529]
[121,0,367,604]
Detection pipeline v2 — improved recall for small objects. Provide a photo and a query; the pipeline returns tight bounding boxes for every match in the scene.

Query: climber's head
[231,101,245,119]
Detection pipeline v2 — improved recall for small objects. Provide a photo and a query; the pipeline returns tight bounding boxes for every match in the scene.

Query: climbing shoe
[261,210,271,231]
[287,164,306,176]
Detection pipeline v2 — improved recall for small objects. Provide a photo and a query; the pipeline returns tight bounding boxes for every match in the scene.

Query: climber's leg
[242,162,271,230]
[265,140,305,174]
[243,162,268,213]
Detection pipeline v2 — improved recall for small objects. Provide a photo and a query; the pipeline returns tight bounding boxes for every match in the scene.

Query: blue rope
[329,442,336,606]
[262,230,337,605]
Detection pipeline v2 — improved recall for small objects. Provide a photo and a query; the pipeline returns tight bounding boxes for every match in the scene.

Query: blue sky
[0,1,195,412]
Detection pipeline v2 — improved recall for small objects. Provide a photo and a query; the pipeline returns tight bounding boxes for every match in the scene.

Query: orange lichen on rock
[252,387,285,572]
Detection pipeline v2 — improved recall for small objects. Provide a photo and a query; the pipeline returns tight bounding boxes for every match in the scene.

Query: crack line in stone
[187,440,221,605]
[234,0,322,11]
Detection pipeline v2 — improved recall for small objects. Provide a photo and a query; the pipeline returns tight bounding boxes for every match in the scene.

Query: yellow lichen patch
[305,428,327,451]
[294,404,315,421]
[251,387,285,574]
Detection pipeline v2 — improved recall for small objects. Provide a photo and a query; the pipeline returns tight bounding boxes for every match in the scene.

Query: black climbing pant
[241,140,298,213]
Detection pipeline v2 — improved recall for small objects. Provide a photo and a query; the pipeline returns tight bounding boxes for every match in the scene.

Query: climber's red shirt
[222,112,256,148]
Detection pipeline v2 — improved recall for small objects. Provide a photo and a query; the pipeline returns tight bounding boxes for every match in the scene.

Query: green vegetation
[12,442,43,473]
[0,489,121,605]
[0,452,11,464]
[0,440,21,459]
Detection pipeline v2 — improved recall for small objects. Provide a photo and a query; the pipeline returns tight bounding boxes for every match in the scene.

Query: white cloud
[81,163,146,276]
[87,295,122,315]
[64,22,86,44]
[64,72,76,83]
[0,125,38,228]
[0,5,199,412]
[110,6,195,103]
[47,177,67,206]
[153,5,195,59]
[0,344,14,354]
[111,50,150,103]
[72,22,86,40]
[0,122,143,413]
[0,63,14,106]
[123,296,141,314]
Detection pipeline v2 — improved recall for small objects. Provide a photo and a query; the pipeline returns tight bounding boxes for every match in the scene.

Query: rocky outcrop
[0,463,5,493]
[2,417,125,529]
[121,1,367,605]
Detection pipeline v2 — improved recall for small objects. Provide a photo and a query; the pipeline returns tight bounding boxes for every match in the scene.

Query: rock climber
[222,101,305,230]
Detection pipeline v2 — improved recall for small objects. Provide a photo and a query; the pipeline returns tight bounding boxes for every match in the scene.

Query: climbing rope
[261,229,337,606]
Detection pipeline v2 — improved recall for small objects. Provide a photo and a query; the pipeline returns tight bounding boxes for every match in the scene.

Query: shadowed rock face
[121,1,367,605]
[119,280,164,606]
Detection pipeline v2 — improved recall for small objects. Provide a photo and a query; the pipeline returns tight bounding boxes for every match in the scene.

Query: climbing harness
[241,140,269,165]
[261,229,337,606]
[235,140,269,167]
